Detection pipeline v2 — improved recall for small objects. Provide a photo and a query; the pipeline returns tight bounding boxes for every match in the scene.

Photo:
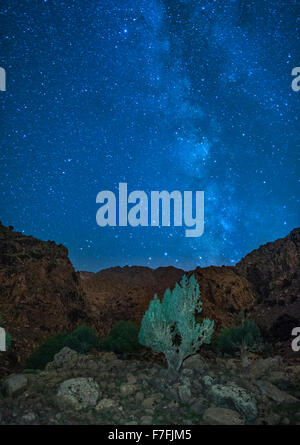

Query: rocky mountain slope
[80,266,184,337]
[0,223,89,375]
[235,228,300,341]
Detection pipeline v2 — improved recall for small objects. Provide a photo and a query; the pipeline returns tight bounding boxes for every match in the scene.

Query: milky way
[0,0,299,271]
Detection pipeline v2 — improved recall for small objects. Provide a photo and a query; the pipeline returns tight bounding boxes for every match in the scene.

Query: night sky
[0,0,299,272]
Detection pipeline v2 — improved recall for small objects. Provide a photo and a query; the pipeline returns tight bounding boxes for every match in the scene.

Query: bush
[26,333,68,369]
[215,318,262,364]
[99,321,141,354]
[26,325,99,369]
[139,274,214,372]
[5,331,12,350]
[64,325,99,354]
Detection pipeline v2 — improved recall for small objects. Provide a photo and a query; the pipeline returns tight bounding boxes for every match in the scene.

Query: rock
[2,374,28,397]
[135,391,144,402]
[22,412,36,423]
[203,375,214,387]
[142,397,156,410]
[127,373,137,384]
[266,372,289,390]
[225,359,238,371]
[182,354,205,371]
[203,407,245,425]
[256,380,299,404]
[182,368,194,377]
[140,415,153,425]
[178,383,192,403]
[100,351,118,362]
[95,398,118,411]
[190,397,210,415]
[208,383,257,422]
[52,347,78,370]
[247,357,282,379]
[56,377,99,411]
[265,413,281,425]
[120,383,137,397]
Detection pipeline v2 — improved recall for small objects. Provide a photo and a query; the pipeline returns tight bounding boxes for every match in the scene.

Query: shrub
[26,325,100,369]
[215,317,262,365]
[99,321,141,354]
[26,333,68,369]
[139,274,214,372]
[64,325,99,354]
[5,331,12,350]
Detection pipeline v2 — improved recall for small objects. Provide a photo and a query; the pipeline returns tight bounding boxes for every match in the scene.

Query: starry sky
[0,0,299,272]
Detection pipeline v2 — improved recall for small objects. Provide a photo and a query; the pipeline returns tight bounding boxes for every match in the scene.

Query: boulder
[247,356,282,379]
[178,383,192,403]
[56,377,99,411]
[120,383,137,397]
[52,347,78,370]
[190,397,210,415]
[256,380,299,404]
[202,375,214,387]
[140,415,153,425]
[142,396,156,410]
[95,398,118,411]
[182,354,206,371]
[208,383,257,422]
[2,374,28,397]
[203,407,245,425]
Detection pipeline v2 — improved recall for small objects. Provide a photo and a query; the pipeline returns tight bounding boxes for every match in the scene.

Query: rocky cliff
[0,223,89,375]
[235,228,300,341]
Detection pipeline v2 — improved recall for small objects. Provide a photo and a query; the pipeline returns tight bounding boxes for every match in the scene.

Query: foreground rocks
[56,378,99,411]
[0,349,299,425]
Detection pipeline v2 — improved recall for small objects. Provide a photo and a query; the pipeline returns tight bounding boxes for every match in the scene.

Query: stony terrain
[1,348,299,425]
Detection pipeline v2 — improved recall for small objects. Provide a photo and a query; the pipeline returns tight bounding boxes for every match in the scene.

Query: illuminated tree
[139,274,214,372]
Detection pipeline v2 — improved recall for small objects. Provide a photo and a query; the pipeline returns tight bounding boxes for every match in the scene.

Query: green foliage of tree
[139,274,214,372]
[215,315,262,365]
[26,333,68,369]
[26,325,99,369]
[64,325,99,354]
[99,321,141,354]
[5,332,12,350]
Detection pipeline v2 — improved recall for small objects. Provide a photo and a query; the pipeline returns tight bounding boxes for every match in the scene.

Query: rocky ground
[1,348,300,425]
